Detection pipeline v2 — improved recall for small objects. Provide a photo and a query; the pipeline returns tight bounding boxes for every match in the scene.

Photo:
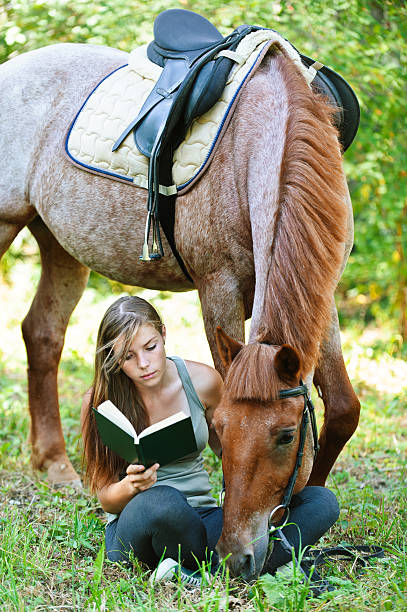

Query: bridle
[219,380,319,527]
[266,387,384,593]
[268,381,319,531]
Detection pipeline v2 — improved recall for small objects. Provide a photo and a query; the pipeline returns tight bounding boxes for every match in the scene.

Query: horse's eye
[277,432,295,445]
[213,420,224,436]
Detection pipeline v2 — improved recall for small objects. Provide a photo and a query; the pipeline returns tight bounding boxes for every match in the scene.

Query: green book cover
[93,401,197,467]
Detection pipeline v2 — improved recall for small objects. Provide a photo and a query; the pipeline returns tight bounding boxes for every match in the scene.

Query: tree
[1,0,406,341]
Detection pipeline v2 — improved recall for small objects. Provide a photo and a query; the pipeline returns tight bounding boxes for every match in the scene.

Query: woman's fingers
[143,463,160,479]
[126,463,160,492]
[127,462,159,475]
[126,464,146,475]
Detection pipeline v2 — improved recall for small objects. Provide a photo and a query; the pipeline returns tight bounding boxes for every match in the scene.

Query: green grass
[0,268,406,610]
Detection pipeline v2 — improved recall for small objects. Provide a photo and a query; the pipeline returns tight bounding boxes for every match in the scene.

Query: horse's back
[0,44,128,216]
[0,42,127,110]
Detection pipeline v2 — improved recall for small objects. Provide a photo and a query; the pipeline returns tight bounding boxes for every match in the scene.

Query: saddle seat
[147,9,224,65]
[113,9,254,159]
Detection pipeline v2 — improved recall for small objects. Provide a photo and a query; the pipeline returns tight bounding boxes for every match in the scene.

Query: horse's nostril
[234,552,256,580]
[244,552,255,577]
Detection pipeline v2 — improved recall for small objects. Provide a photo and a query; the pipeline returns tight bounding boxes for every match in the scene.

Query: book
[93,400,198,466]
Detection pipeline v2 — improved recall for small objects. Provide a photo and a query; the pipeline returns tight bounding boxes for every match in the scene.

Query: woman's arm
[187,362,224,457]
[97,463,160,514]
[81,389,159,513]
[206,404,223,457]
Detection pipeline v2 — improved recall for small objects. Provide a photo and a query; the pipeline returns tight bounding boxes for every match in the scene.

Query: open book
[93,400,197,466]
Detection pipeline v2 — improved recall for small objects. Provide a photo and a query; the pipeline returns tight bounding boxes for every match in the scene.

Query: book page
[97,400,138,442]
[139,411,188,439]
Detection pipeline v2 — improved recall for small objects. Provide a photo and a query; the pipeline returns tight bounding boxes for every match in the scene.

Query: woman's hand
[125,463,160,494]
[97,463,160,513]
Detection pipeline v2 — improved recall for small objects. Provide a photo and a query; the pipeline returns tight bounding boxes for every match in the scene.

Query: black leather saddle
[112,9,360,277]
[113,10,257,157]
[113,9,258,272]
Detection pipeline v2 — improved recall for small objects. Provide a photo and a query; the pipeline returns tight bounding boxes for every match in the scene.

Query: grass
[0,259,406,610]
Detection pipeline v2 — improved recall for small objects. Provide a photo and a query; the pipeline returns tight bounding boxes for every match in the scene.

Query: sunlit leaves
[0,0,406,333]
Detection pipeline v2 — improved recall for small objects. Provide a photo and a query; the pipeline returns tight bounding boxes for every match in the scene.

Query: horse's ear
[215,326,243,368]
[274,344,301,380]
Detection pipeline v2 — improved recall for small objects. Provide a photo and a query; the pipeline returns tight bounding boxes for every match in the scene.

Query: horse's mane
[224,343,283,402]
[257,53,347,376]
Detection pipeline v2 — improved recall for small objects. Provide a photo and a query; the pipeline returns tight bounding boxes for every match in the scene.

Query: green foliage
[0,0,406,336]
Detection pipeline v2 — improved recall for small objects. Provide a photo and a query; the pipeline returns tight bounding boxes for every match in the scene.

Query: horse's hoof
[46,459,82,487]
[52,479,83,490]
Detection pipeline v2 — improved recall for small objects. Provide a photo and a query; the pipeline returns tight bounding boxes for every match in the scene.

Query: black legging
[105,484,339,572]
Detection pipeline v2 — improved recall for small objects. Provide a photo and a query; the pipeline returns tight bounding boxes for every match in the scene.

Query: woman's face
[115,323,167,388]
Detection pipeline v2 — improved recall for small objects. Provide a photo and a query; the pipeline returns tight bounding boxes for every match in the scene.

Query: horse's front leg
[308,306,360,486]
[22,217,90,485]
[195,275,247,375]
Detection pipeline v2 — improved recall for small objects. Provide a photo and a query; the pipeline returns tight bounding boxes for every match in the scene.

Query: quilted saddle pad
[65,30,311,195]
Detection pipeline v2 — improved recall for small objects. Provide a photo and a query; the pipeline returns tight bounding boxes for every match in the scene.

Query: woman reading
[81,296,339,585]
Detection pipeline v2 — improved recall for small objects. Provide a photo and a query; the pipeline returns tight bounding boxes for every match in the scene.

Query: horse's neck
[233,52,347,377]
[232,57,289,342]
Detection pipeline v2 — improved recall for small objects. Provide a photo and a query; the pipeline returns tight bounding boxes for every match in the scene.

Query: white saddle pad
[66,30,311,195]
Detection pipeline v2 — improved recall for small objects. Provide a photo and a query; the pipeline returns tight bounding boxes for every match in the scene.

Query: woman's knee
[120,485,189,525]
[311,486,339,523]
[124,484,184,508]
[294,486,340,525]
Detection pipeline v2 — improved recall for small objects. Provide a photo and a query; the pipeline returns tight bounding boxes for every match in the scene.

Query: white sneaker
[149,557,207,588]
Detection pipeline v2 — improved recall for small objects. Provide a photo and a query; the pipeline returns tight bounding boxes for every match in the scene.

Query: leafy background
[1,0,406,344]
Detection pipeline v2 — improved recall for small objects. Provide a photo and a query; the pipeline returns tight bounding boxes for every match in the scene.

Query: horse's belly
[39,191,193,291]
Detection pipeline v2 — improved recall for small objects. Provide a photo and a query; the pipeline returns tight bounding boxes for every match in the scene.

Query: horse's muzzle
[217,532,269,581]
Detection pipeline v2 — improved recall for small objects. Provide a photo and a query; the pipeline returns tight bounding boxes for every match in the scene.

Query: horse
[0,39,360,571]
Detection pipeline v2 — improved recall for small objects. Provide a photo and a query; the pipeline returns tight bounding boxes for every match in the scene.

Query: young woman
[81,296,339,585]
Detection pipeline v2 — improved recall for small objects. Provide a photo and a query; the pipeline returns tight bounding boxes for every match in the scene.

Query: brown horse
[0,40,359,567]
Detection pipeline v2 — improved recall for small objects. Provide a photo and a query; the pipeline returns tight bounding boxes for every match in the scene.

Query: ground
[0,256,405,610]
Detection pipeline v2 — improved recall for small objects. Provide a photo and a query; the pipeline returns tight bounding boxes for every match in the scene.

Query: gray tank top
[106,356,217,523]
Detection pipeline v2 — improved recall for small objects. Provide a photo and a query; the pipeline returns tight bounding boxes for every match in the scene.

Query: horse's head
[213,327,316,580]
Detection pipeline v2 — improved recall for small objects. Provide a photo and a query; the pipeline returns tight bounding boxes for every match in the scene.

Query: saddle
[112,9,259,271]
[112,9,359,277]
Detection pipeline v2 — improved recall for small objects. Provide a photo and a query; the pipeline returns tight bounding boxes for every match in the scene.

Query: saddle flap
[134,96,174,158]
[301,55,360,151]
[183,56,235,127]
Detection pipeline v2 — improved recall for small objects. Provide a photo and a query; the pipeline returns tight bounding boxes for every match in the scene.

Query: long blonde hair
[81,296,164,492]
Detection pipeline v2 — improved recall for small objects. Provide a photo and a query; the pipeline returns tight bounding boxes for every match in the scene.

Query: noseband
[268,382,319,531]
